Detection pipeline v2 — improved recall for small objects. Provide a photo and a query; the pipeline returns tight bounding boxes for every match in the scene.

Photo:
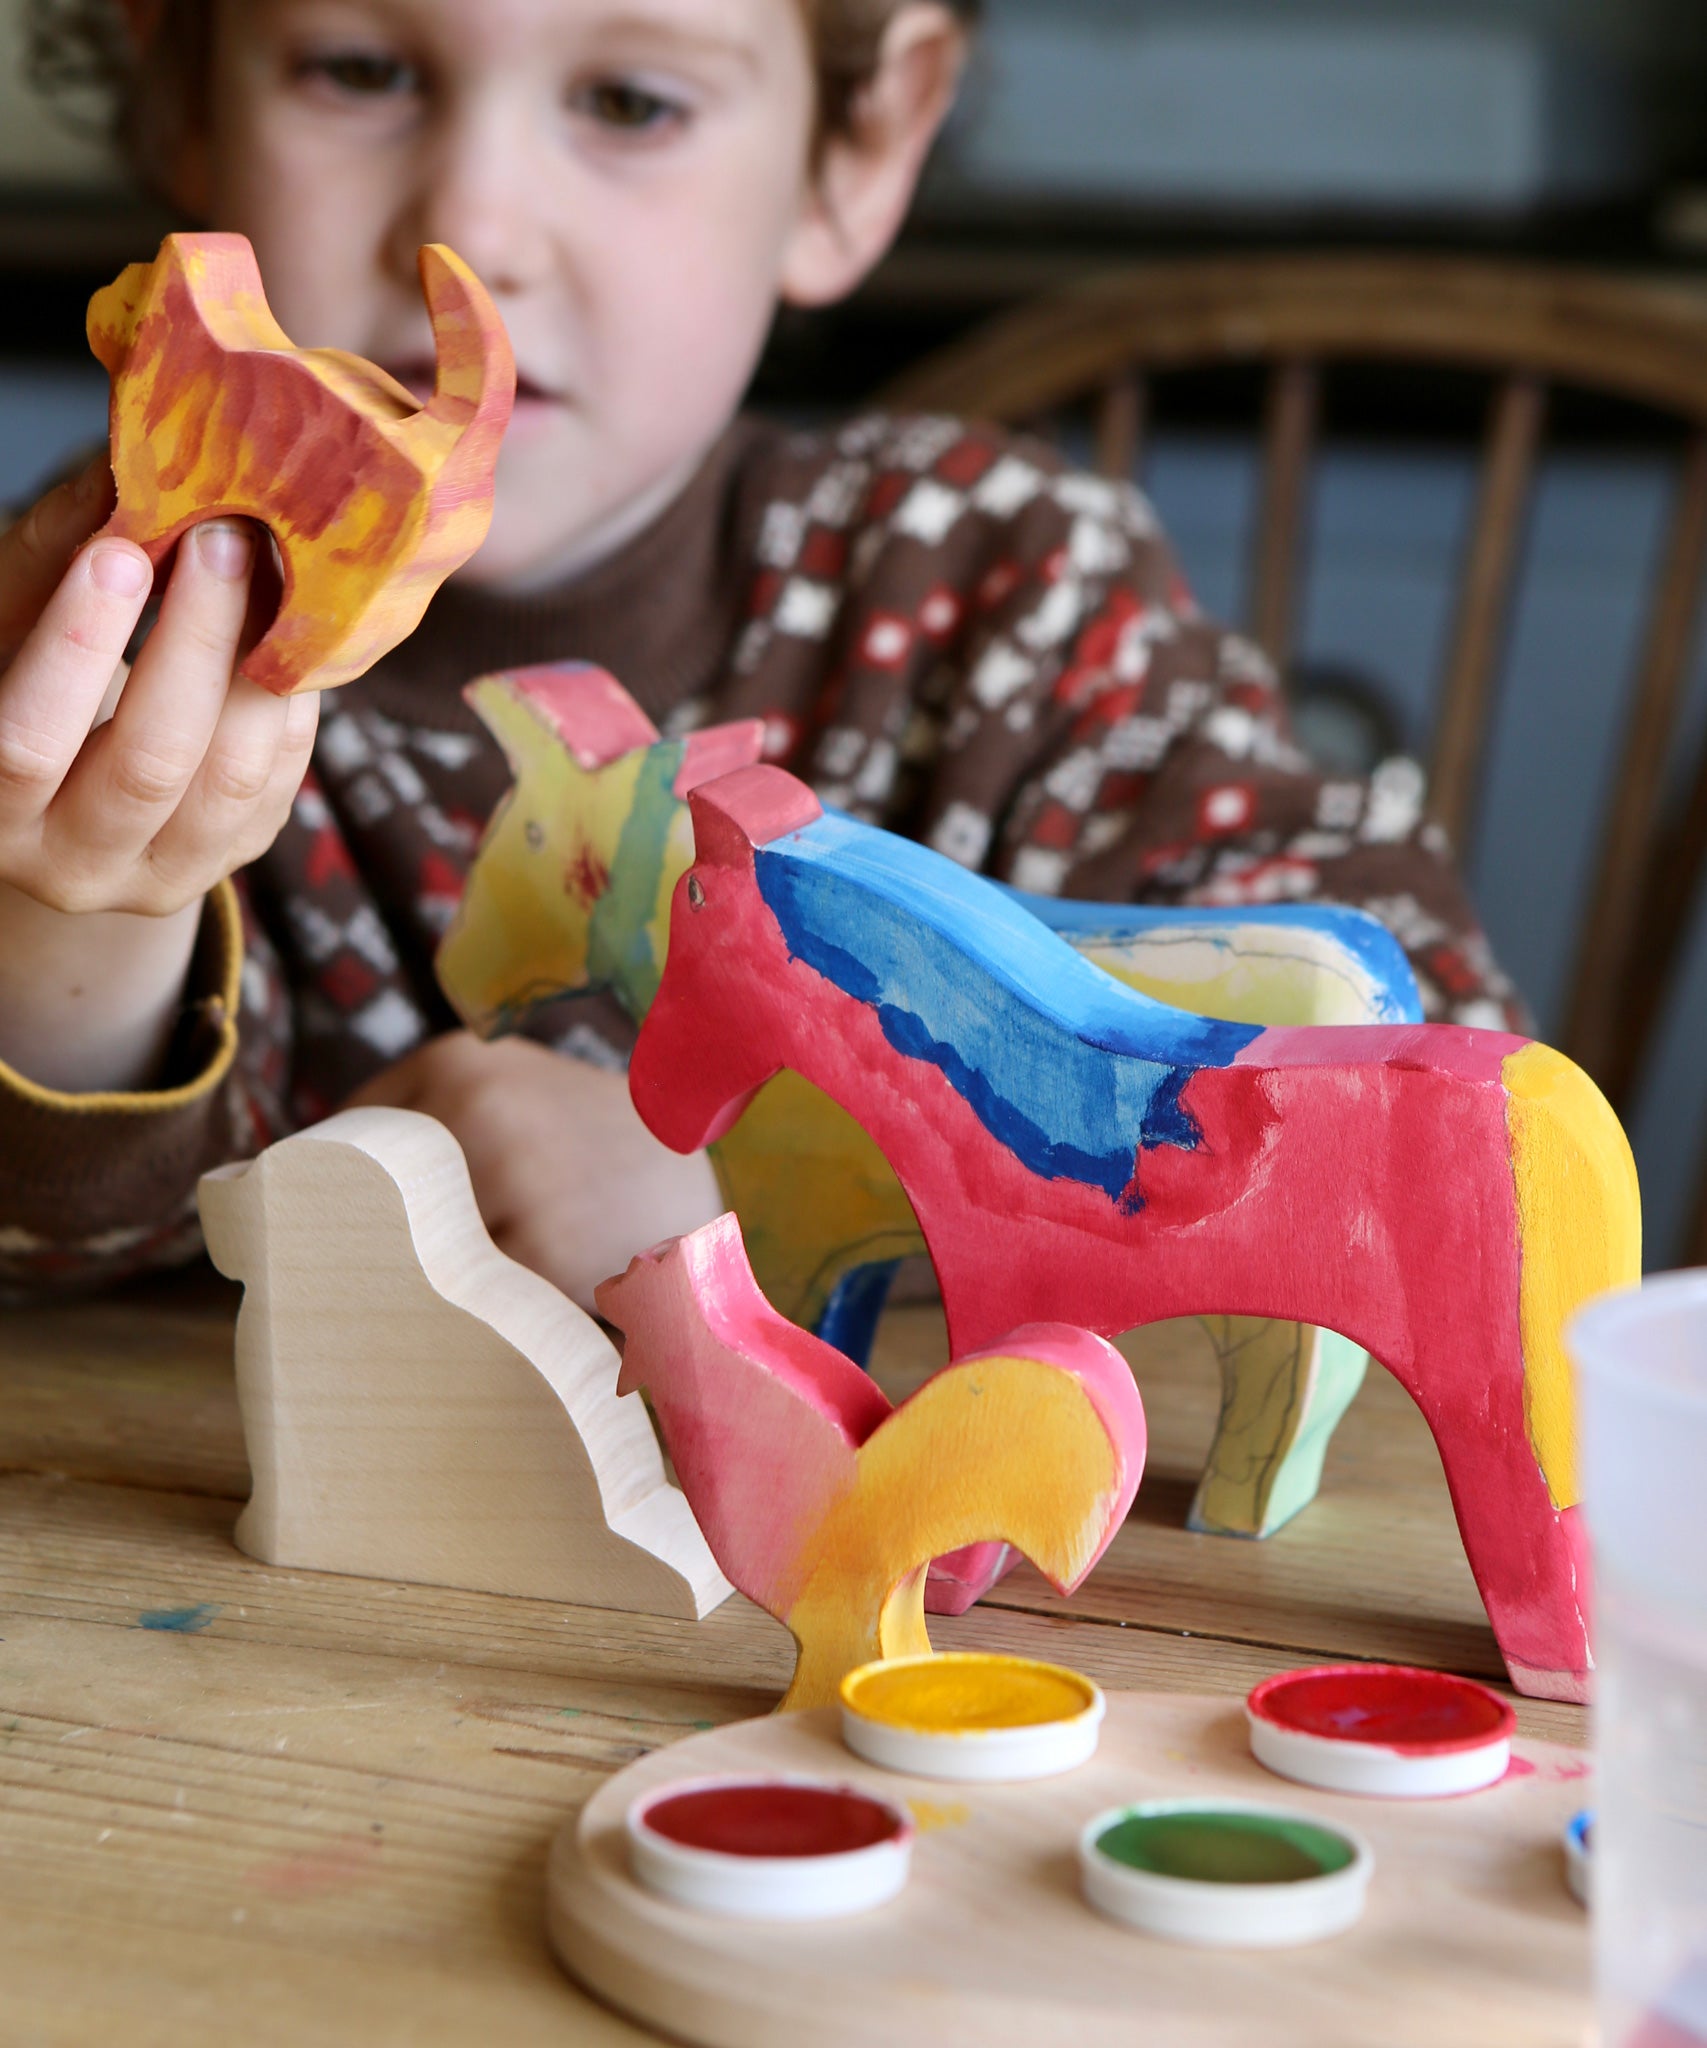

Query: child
[2,0,1518,1307]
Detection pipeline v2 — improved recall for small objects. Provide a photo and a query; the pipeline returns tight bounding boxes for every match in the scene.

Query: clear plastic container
[1571,1273,1707,2048]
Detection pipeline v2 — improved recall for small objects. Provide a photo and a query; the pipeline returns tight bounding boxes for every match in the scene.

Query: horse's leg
[1361,1043,1636,1701]
[923,1540,1015,1615]
[714,1072,927,1351]
[1188,1319,1368,1537]
[814,1260,902,1369]
[1402,1351,1594,1701]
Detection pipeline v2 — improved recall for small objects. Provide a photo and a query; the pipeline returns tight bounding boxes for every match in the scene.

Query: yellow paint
[903,1799,972,1833]
[437,682,650,1030]
[778,1353,1123,1711]
[715,1074,927,1332]
[843,1653,1099,1734]
[1504,1042,1642,1507]
[1081,933,1380,1028]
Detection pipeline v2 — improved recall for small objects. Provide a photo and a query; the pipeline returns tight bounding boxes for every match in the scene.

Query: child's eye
[294,49,420,101]
[571,79,686,135]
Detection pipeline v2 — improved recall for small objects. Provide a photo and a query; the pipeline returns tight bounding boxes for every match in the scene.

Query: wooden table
[0,1272,1588,2045]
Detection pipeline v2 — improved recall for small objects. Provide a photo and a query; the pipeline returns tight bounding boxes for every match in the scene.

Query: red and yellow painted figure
[88,232,515,696]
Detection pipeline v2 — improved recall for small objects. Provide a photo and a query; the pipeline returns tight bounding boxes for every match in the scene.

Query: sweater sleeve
[740,418,1524,1032]
[988,535,1524,1031]
[0,875,296,1299]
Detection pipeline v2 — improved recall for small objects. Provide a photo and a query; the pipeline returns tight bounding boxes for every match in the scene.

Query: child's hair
[27,0,978,194]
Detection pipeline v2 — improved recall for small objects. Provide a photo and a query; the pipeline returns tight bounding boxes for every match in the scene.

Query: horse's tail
[1503,1042,1641,1509]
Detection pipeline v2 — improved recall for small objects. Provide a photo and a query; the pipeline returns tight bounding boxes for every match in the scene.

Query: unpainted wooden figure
[89,232,514,696]
[597,1212,1147,1709]
[197,1106,730,1619]
[628,765,1644,1702]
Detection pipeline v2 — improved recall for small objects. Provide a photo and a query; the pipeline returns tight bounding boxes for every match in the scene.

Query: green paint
[586,742,685,1017]
[1094,1808,1355,1886]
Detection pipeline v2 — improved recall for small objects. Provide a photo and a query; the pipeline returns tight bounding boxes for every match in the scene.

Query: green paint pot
[1079,1799,1373,1947]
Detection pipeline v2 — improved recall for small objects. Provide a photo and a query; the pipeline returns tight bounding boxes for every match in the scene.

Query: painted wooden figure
[197,1106,730,1620]
[628,765,1642,1703]
[90,232,514,696]
[433,661,1416,1559]
[598,1212,1147,1710]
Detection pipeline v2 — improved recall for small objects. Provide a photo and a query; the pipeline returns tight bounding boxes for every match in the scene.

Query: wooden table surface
[0,1272,1588,2045]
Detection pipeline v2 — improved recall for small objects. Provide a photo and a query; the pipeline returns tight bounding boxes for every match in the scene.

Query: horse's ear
[687,766,822,866]
[486,662,660,768]
[674,719,768,798]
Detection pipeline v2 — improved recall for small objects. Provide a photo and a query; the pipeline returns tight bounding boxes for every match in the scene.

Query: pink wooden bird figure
[597,1212,1147,1711]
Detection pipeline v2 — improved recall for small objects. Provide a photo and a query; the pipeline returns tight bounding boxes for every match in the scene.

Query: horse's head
[629,765,823,1154]
[435,664,764,1033]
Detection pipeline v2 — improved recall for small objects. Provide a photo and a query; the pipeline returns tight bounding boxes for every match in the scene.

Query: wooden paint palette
[546,1691,1590,2047]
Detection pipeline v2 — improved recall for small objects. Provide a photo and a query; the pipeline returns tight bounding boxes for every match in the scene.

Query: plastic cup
[1571,1273,1707,2048]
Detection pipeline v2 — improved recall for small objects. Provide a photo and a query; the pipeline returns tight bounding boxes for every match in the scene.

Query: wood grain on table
[0,1271,1588,2045]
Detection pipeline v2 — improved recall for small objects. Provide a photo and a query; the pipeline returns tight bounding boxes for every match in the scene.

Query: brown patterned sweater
[0,411,1519,1295]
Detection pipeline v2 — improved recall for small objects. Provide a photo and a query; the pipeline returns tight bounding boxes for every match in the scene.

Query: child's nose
[396,99,555,299]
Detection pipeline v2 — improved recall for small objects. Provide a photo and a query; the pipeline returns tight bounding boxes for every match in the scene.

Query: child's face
[202,0,825,587]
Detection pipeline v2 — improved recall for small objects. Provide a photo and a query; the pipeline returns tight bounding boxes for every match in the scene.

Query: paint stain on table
[246,1835,384,1899]
[137,1604,221,1634]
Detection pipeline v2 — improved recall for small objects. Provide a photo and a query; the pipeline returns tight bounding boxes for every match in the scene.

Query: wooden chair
[881,253,1707,1260]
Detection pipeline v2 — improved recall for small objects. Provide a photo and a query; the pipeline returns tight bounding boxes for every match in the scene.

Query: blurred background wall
[3,0,1707,1262]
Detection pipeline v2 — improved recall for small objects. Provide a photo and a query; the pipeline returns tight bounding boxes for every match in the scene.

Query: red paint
[246,1833,382,1898]
[1249,1666,1515,1754]
[638,1781,906,1860]
[565,844,611,908]
[515,662,660,765]
[1502,1753,1537,1782]
[675,720,769,798]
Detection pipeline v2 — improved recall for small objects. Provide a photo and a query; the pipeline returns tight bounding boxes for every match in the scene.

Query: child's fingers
[56,520,257,865]
[0,535,153,839]
[141,680,319,903]
[0,456,118,663]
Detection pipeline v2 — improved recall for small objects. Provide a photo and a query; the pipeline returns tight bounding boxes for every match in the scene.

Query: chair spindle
[1094,371,1148,482]
[1566,428,1707,1095]
[1429,374,1548,849]
[1249,359,1321,673]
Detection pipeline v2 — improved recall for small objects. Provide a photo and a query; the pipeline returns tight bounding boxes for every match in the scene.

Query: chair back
[883,254,1707,1254]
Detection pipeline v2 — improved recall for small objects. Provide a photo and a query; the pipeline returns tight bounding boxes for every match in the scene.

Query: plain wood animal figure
[628,765,1644,1703]
[434,661,1417,1563]
[197,1107,730,1620]
[598,1213,1146,1710]
[89,232,514,696]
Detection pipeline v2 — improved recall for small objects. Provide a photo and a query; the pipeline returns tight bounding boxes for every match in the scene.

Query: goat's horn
[416,244,515,438]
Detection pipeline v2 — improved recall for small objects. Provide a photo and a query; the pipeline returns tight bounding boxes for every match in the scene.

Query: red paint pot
[1247,1664,1517,1798]
[626,1776,914,1919]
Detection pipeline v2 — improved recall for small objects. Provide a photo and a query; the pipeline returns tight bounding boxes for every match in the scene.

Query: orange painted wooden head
[88,233,516,695]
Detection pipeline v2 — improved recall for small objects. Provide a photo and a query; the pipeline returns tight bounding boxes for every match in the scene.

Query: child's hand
[344,1031,725,1313]
[0,455,317,921]
[0,456,321,1093]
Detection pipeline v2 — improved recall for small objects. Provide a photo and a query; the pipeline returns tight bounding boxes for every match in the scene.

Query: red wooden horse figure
[628,765,1641,1704]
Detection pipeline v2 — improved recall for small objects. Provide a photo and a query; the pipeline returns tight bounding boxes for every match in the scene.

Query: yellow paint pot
[839,1653,1105,1782]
